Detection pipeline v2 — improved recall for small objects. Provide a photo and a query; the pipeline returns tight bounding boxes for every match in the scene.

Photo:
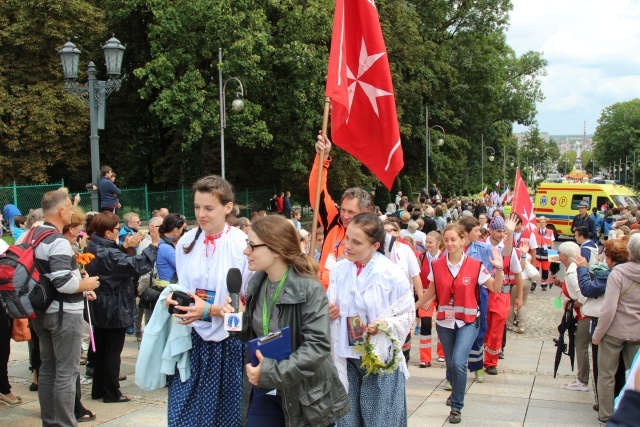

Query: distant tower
[583,121,586,147]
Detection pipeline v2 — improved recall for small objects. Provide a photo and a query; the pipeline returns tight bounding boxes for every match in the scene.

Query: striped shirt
[33,223,83,314]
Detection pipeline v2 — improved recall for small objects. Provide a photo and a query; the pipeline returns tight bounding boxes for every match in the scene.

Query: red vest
[432,256,482,324]
[419,250,443,288]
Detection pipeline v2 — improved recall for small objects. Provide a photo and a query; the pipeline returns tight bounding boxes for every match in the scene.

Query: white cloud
[507,0,640,134]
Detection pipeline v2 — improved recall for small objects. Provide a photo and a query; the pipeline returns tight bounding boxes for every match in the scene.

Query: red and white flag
[495,180,501,189]
[482,186,488,199]
[325,0,403,189]
[512,169,537,232]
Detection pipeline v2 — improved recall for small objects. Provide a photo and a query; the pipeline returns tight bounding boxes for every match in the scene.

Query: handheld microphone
[224,267,243,335]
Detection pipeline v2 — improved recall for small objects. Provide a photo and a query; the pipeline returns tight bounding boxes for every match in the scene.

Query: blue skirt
[168,330,245,427]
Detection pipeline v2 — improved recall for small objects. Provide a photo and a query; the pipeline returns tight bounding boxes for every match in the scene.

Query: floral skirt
[168,330,245,427]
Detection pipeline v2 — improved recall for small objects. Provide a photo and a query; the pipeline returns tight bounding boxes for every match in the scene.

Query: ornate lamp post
[481,134,495,188]
[425,106,445,189]
[58,36,126,212]
[218,48,245,180]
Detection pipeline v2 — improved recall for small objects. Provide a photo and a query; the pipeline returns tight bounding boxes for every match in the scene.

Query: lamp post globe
[489,155,494,162]
[231,98,244,112]
[436,138,444,147]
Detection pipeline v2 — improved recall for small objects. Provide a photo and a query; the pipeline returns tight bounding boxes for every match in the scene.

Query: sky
[506,0,640,136]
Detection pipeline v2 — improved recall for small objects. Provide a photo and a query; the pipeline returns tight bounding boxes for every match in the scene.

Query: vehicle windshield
[612,195,640,207]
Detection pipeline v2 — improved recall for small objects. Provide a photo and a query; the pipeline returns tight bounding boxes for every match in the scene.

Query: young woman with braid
[165,176,252,427]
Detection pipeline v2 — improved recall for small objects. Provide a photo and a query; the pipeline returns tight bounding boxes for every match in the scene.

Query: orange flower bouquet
[76,252,97,352]
[76,253,95,269]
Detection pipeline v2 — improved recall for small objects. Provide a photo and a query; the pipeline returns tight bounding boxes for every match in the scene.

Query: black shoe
[530,282,537,292]
[85,368,94,378]
[499,351,505,360]
[597,417,608,424]
[446,396,451,406]
[118,375,127,381]
[449,410,461,424]
[29,383,38,392]
[486,366,498,375]
[541,285,548,291]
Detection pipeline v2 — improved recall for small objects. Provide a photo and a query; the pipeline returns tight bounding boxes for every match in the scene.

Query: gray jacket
[239,269,350,426]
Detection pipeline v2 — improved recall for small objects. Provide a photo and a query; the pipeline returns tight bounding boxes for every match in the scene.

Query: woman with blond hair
[420,224,503,424]
[238,215,349,426]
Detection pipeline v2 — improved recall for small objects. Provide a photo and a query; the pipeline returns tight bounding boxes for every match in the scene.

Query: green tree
[0,0,106,185]
[593,99,640,172]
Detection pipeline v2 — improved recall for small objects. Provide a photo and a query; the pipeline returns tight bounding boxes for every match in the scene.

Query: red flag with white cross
[512,169,537,232]
[325,0,403,189]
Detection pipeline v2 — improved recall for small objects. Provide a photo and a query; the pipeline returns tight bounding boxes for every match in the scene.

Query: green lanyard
[262,268,289,336]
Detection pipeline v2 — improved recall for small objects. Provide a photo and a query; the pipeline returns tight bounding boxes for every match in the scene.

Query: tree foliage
[593,99,640,174]
[0,0,548,203]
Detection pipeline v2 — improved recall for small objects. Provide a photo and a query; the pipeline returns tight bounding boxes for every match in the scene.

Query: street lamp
[58,36,126,212]
[481,134,495,189]
[218,48,245,180]
[503,148,515,185]
[425,106,445,190]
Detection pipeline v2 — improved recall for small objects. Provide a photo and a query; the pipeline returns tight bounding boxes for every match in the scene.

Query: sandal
[449,410,462,424]
[29,383,38,392]
[77,409,96,423]
[0,393,23,406]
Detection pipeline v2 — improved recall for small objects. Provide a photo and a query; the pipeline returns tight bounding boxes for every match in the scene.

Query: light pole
[505,155,516,185]
[481,134,495,189]
[218,48,245,180]
[58,36,126,212]
[425,106,445,189]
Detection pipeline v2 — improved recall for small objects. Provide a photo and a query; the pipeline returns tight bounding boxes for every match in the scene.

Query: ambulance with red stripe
[533,182,639,237]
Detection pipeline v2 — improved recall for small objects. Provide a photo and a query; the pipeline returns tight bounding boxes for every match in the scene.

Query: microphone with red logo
[224,268,243,336]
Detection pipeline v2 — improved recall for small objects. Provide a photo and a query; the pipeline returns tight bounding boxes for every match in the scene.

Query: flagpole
[310,97,331,256]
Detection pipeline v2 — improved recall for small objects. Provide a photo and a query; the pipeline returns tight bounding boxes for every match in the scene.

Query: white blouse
[175,225,252,342]
[330,252,411,359]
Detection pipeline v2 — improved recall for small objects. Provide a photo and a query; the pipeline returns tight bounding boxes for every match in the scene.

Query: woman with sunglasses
[85,212,159,403]
[237,215,350,426]
[166,176,251,427]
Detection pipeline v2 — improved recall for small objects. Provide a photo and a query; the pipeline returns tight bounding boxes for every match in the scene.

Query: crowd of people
[0,141,638,427]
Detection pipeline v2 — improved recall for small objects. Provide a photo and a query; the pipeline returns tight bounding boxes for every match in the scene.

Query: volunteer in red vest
[309,133,371,290]
[417,230,445,367]
[483,216,523,375]
[421,223,503,424]
[534,216,555,291]
[512,214,538,251]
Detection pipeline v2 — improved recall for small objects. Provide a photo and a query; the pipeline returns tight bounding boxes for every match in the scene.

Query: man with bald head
[158,208,169,219]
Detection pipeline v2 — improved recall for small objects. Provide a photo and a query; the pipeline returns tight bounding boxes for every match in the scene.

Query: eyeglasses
[113,226,121,231]
[176,218,185,228]
[246,239,270,253]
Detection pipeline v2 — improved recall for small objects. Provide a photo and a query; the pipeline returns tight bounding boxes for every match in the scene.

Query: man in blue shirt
[98,166,121,214]
[575,226,599,263]
[2,203,21,234]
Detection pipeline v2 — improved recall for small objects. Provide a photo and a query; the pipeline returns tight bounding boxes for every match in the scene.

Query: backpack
[0,227,59,319]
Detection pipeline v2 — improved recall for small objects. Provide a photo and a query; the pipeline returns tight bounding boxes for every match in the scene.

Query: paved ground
[1,285,602,426]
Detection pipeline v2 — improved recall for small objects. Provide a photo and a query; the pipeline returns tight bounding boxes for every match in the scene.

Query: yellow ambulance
[533,182,639,237]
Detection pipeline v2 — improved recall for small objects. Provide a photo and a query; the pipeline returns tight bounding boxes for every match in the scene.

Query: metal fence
[0,181,66,215]
[1,181,276,221]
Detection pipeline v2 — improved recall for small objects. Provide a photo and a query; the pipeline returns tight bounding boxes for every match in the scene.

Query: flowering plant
[76,253,95,269]
[354,323,403,377]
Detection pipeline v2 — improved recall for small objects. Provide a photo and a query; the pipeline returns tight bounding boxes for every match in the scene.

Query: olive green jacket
[239,269,350,426]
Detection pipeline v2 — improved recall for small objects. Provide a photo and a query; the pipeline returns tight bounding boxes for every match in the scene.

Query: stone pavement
[1,286,602,426]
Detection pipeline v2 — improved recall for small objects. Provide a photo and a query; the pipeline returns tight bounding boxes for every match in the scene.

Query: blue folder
[247,327,292,398]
